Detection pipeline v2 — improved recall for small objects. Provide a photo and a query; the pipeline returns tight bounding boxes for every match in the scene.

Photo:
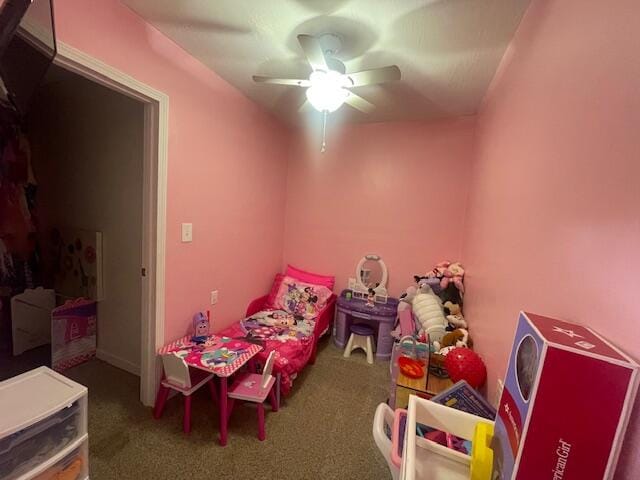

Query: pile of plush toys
[393,261,486,388]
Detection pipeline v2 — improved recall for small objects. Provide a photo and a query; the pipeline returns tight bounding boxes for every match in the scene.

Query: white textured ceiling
[122,0,530,124]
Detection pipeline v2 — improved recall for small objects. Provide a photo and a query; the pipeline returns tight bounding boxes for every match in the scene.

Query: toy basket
[395,395,494,480]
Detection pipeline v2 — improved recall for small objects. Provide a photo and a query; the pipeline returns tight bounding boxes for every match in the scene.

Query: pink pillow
[285,264,335,290]
[265,273,285,308]
[273,276,333,320]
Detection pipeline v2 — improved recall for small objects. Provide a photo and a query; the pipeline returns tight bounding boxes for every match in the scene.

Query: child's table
[158,334,262,446]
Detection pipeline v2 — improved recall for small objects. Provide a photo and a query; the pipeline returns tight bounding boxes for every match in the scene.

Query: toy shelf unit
[334,290,399,360]
[398,395,494,480]
[0,367,89,480]
[389,337,454,409]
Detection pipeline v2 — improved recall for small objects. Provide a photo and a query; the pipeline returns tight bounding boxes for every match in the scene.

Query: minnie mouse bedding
[220,275,334,396]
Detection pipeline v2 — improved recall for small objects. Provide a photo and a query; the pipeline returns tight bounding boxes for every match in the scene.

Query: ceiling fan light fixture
[305,70,349,113]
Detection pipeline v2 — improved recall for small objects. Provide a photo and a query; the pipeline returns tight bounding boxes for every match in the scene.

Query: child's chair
[153,353,218,434]
[227,350,278,441]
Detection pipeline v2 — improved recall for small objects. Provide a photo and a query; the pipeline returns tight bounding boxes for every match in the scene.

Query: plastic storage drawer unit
[0,367,88,480]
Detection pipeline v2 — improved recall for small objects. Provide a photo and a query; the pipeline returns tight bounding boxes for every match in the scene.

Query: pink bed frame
[244,293,337,402]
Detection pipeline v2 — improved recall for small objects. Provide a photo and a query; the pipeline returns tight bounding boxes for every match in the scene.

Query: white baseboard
[96,348,140,376]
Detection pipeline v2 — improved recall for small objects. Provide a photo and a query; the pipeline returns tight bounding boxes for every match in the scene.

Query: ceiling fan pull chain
[321,109,328,153]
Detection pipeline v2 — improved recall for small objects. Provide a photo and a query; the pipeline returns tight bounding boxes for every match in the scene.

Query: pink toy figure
[226,350,278,441]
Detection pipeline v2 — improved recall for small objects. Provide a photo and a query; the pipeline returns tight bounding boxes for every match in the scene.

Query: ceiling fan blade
[297,34,329,71]
[344,92,375,113]
[252,75,310,87]
[344,65,401,87]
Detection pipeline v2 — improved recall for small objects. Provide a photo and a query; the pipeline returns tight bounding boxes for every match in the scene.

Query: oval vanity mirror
[356,254,388,294]
[360,259,383,288]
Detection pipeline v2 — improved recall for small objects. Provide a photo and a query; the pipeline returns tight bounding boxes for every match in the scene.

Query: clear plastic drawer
[32,437,88,480]
[0,402,82,480]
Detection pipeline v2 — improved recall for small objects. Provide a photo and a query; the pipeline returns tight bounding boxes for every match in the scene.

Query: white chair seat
[162,366,214,396]
[228,373,276,403]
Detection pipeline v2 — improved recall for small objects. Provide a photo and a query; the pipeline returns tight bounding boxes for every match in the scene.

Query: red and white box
[492,311,638,480]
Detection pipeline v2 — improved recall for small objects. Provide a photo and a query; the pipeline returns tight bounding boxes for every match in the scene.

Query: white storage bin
[0,368,88,480]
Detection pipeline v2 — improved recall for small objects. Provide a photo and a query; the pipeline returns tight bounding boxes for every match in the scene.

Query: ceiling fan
[252,33,401,151]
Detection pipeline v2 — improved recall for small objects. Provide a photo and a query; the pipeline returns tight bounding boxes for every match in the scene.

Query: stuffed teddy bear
[441,262,465,293]
[410,275,447,344]
[443,300,467,330]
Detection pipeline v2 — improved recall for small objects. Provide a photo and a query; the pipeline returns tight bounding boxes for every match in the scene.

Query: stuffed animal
[441,262,465,293]
[410,276,447,344]
[443,300,467,330]
[433,328,472,353]
[438,283,463,306]
[426,261,449,282]
[429,328,472,378]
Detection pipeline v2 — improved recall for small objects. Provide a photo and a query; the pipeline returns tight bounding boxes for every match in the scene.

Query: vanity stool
[344,323,376,364]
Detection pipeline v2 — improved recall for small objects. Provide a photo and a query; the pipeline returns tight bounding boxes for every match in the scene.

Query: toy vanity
[333,254,398,359]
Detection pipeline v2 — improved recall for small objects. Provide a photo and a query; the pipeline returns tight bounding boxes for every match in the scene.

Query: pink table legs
[219,376,228,446]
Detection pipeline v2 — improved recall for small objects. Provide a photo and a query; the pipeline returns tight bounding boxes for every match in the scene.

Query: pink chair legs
[268,388,278,412]
[208,379,218,406]
[183,395,192,434]
[219,377,228,446]
[257,403,266,441]
[154,379,217,435]
[153,384,170,419]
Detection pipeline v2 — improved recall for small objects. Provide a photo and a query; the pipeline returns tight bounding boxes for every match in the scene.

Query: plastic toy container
[0,367,88,480]
[398,395,494,480]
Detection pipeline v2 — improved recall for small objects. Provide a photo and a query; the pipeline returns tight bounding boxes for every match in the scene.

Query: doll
[192,311,210,343]
[366,288,376,307]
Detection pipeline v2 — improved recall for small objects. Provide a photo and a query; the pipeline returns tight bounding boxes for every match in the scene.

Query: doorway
[0,42,167,406]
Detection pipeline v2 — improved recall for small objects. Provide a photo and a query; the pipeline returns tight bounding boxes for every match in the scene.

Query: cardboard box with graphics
[493,312,638,480]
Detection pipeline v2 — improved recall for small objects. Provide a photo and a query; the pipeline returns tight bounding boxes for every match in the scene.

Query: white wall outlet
[210,290,218,305]
[181,223,193,242]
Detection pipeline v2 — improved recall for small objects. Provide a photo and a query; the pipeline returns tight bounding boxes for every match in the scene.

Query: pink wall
[53,0,290,339]
[284,118,475,296]
[462,0,640,477]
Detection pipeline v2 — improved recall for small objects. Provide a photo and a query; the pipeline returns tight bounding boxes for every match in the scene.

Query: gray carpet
[65,338,392,480]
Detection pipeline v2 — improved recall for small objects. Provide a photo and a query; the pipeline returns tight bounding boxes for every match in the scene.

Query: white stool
[344,323,375,364]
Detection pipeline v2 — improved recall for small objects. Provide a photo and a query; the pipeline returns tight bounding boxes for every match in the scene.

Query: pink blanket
[220,309,322,396]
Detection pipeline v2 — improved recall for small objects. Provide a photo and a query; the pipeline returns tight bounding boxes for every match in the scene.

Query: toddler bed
[220,267,336,402]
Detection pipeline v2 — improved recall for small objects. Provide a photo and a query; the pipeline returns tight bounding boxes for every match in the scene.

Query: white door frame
[53,42,168,406]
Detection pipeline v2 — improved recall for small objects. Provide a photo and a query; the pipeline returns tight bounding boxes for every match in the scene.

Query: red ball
[444,348,487,389]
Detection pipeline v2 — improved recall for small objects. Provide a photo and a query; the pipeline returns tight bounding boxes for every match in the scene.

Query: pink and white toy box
[492,311,638,480]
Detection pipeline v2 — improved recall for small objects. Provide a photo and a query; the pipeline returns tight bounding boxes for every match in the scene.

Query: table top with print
[158,334,262,377]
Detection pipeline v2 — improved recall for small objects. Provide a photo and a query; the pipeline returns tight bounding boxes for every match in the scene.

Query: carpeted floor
[65,337,392,480]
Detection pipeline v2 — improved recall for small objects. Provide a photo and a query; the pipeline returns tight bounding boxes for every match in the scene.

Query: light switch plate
[210,290,218,305]
[181,223,193,242]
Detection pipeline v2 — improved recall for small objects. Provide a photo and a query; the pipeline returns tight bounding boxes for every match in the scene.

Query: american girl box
[492,312,638,480]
